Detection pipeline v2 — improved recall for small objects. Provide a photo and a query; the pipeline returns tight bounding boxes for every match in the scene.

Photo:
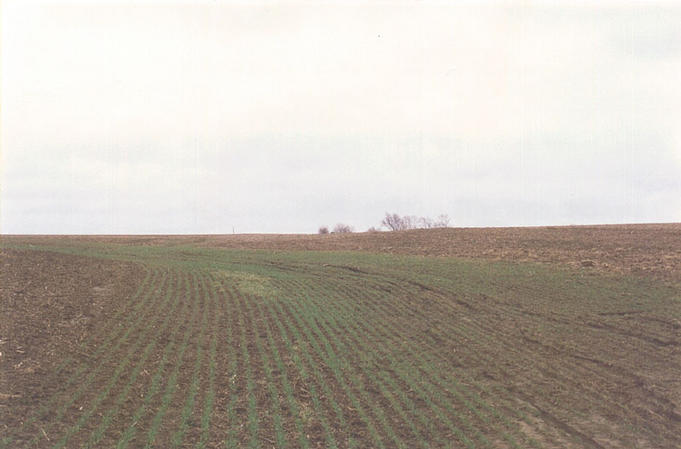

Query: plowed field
[2,227,680,448]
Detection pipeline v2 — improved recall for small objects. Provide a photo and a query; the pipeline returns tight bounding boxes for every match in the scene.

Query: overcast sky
[2,0,680,234]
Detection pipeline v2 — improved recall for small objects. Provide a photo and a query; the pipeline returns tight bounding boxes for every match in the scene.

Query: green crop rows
[2,240,680,449]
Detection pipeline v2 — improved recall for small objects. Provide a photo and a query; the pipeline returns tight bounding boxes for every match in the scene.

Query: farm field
[1,226,681,448]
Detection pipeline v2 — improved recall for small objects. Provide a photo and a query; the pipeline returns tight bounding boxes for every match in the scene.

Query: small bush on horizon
[332,223,353,234]
[318,226,329,235]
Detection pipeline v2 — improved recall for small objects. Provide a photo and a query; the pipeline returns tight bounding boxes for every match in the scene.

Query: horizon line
[2,221,680,237]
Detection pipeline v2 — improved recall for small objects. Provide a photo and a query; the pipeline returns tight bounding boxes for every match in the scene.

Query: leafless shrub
[318,226,329,234]
[332,223,354,233]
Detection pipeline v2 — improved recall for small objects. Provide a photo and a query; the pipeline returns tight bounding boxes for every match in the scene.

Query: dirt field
[1,225,680,448]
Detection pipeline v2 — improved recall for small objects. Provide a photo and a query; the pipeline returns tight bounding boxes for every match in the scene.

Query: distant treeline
[319,212,450,234]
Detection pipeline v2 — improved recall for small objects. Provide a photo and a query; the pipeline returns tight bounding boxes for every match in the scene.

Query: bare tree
[381,212,451,231]
[381,213,420,231]
[318,226,329,234]
[332,223,353,233]
[381,213,404,231]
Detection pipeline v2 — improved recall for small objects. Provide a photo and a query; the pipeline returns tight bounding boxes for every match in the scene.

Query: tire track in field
[417,263,681,379]
[321,266,670,448]
[375,275,677,448]
[454,318,675,448]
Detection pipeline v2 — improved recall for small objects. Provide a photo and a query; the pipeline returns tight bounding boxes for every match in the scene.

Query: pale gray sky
[2,0,680,234]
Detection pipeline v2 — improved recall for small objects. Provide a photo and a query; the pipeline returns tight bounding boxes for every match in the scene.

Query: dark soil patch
[0,248,145,443]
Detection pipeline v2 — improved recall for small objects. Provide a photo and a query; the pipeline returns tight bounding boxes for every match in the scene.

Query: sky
[1,0,680,234]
